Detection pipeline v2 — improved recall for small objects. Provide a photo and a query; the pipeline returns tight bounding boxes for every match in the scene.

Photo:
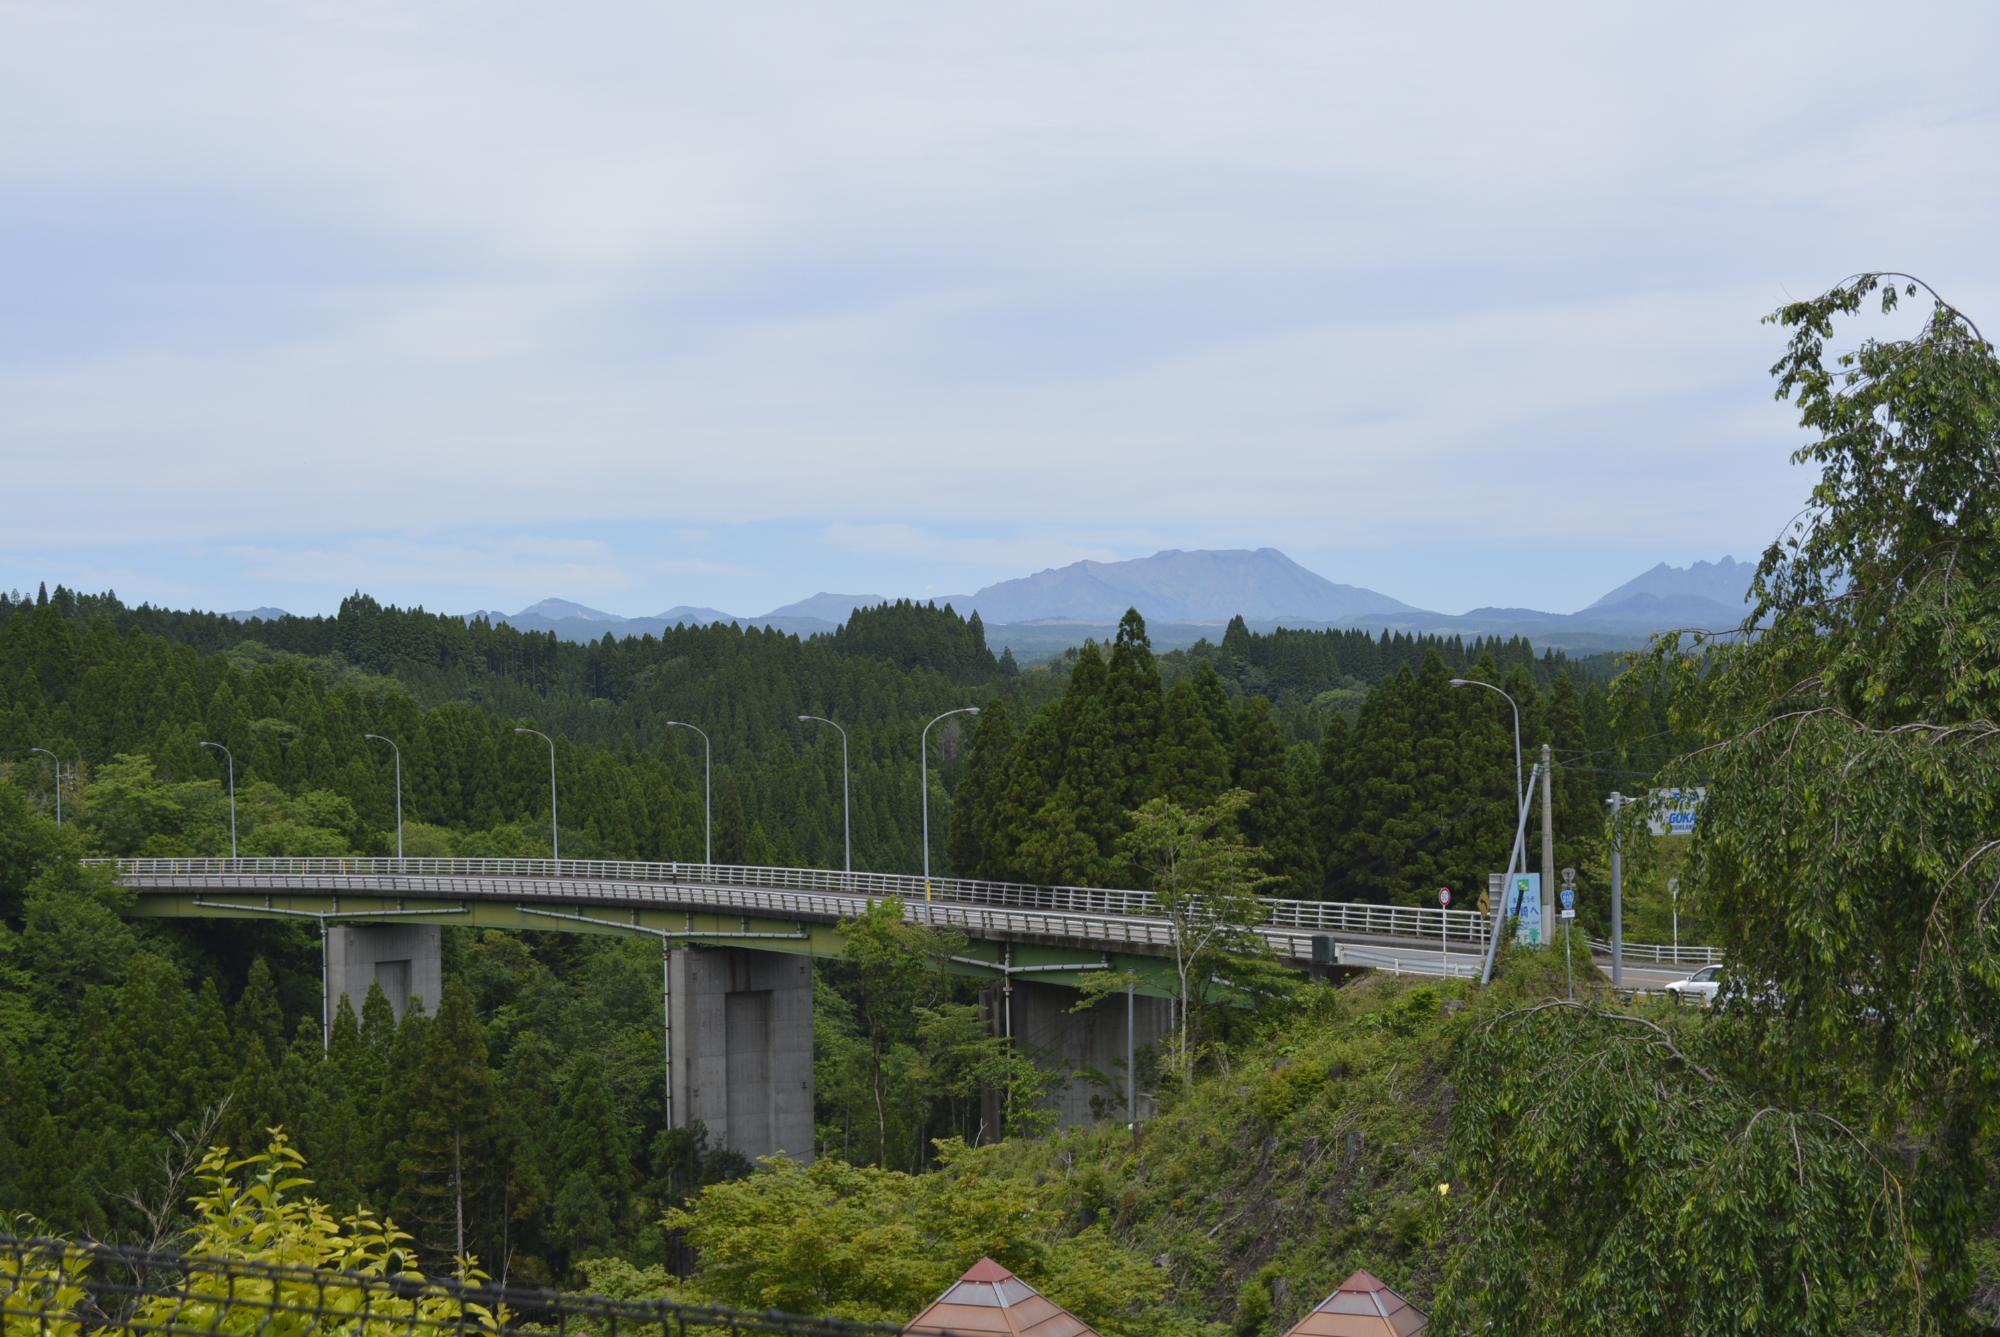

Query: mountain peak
[513,597,623,622]
[1584,556,1753,612]
[758,592,888,622]
[958,548,1413,625]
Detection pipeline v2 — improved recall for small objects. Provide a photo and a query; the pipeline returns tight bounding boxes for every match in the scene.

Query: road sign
[1490,871,1544,944]
[1438,887,1451,908]
[1559,887,1576,920]
[1647,787,1704,836]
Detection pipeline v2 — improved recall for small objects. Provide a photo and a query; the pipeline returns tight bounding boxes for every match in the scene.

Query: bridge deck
[94,857,1721,980]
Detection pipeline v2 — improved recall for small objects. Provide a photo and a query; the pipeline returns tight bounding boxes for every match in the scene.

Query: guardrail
[94,857,1716,972]
[94,856,1499,942]
[1586,937,1724,967]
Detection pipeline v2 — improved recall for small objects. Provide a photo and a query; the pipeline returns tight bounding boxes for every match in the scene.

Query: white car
[1664,964,1721,1006]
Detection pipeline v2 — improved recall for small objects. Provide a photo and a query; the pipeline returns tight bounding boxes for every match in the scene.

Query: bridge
[98,856,1716,1161]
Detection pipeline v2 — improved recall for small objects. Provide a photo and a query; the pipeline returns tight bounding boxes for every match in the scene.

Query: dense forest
[0,586,1660,906]
[0,583,1669,1285]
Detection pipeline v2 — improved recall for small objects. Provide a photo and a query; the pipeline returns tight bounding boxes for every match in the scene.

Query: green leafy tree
[1441,276,2000,1332]
[1120,790,1272,1085]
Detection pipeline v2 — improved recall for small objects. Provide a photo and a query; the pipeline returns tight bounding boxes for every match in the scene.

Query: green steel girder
[126,893,1184,998]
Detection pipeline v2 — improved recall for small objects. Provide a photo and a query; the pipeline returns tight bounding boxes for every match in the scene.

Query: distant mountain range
[427,548,1758,658]
[214,550,1757,656]
[1586,557,1756,610]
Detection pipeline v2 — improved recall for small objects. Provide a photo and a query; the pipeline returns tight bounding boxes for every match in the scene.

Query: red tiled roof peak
[960,1258,1015,1284]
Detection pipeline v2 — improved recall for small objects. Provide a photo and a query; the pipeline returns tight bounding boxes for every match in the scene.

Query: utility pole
[1607,792,1629,989]
[1539,742,1555,930]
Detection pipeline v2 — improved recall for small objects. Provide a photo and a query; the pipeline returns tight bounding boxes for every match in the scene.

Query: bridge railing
[98,857,1720,966]
[95,856,1499,944]
[1585,937,1724,968]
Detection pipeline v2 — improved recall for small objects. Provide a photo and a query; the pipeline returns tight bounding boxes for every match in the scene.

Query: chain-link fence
[0,1236,972,1337]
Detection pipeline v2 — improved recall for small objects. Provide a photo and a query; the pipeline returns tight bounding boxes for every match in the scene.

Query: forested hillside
[1,586,1659,898]
[0,581,1675,1296]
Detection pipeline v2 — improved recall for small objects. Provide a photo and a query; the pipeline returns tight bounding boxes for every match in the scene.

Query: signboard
[1489,871,1544,944]
[1647,787,1705,837]
[1559,887,1576,920]
[1438,887,1452,908]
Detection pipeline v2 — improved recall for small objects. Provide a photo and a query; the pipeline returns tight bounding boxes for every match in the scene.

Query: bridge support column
[1010,979,1173,1129]
[327,923,441,1022]
[669,947,814,1164]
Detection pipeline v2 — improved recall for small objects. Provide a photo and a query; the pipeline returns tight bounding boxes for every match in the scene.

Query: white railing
[1586,937,1724,968]
[94,856,1717,972]
[94,856,1498,944]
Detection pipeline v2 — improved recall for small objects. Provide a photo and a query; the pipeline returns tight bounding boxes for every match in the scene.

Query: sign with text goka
[1647,787,1705,837]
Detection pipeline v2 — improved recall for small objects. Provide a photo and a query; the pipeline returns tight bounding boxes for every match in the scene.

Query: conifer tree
[946,699,1015,877]
[550,1053,634,1268]
[1229,697,1319,897]
[398,981,496,1263]
[1151,680,1231,809]
[1104,610,1164,813]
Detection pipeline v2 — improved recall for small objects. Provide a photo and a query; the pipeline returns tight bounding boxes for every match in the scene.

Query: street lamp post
[28,746,60,826]
[514,728,559,861]
[1607,792,1633,989]
[1449,678,1524,854]
[797,716,849,873]
[921,707,981,898]
[1450,678,1535,986]
[664,721,711,866]
[198,741,237,858]
[364,734,403,859]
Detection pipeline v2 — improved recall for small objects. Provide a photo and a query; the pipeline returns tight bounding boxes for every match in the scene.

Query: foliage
[1436,997,1924,1333]
[2,1133,505,1337]
[1121,791,1273,1086]
[815,899,1054,1167]
[1443,275,2000,1331]
[671,972,1477,1335]
[664,1141,1182,1334]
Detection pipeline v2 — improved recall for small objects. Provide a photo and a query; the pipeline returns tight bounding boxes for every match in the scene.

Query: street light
[513,727,559,861]
[1450,676,1528,907]
[664,721,711,866]
[364,734,403,859]
[1668,876,1681,955]
[797,715,849,873]
[921,707,980,896]
[198,741,237,858]
[1449,678,1524,829]
[28,746,60,826]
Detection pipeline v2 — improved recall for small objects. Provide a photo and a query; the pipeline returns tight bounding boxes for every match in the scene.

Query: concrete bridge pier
[669,946,815,1164]
[1005,978,1174,1129]
[327,923,442,1022]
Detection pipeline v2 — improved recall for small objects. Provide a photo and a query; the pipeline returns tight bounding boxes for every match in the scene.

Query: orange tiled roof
[901,1258,1100,1336]
[1282,1268,1429,1336]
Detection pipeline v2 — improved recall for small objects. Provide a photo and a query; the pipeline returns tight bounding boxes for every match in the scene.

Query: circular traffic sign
[1438,887,1452,908]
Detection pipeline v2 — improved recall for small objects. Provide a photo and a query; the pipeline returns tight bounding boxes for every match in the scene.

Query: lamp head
[1449,678,1471,687]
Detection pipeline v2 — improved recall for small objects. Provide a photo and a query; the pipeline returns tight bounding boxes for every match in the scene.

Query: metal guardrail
[95,855,1495,938]
[0,1233,977,1336]
[1585,937,1724,967]
[92,857,1717,978]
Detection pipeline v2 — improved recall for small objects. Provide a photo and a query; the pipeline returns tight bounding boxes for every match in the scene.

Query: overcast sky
[3,2,1996,617]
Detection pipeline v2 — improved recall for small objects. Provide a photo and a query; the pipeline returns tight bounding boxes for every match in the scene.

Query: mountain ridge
[434,547,1757,657]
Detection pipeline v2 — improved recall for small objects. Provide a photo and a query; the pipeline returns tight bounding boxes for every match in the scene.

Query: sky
[3,2,1996,618]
